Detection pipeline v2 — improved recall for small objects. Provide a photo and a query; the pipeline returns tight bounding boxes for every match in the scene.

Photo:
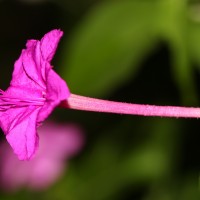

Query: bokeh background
[0,0,200,199]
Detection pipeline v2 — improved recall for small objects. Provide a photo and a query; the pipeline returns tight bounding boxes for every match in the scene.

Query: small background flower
[0,121,84,191]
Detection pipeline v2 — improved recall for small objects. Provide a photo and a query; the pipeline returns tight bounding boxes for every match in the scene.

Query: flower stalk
[64,94,200,118]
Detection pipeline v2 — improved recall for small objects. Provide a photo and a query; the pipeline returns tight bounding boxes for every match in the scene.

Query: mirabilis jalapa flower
[0,29,200,160]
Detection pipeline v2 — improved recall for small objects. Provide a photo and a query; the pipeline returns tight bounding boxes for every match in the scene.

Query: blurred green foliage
[0,0,199,199]
[60,1,157,97]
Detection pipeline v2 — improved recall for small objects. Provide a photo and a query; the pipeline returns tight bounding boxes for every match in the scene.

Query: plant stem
[62,94,200,118]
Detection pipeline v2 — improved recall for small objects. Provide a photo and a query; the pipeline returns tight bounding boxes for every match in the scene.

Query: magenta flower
[1,29,200,161]
[0,122,84,191]
[0,30,70,160]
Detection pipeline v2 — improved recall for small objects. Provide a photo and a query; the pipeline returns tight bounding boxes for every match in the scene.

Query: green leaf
[59,1,158,97]
[188,4,200,67]
[157,0,198,105]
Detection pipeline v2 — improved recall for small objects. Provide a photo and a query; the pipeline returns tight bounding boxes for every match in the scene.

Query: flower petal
[0,106,41,160]
[9,29,64,95]
[37,69,70,122]
[40,29,63,62]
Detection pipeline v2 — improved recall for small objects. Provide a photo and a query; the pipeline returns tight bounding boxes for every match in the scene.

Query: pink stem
[62,94,200,118]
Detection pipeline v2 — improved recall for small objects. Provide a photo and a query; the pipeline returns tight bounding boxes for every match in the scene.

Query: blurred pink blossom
[0,122,84,191]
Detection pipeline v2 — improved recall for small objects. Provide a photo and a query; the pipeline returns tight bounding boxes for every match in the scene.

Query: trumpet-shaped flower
[0,30,70,160]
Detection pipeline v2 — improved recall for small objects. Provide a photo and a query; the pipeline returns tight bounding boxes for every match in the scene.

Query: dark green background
[0,0,199,199]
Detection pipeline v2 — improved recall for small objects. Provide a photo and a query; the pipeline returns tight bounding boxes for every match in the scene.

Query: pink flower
[0,30,70,160]
[0,122,84,191]
[1,29,200,161]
